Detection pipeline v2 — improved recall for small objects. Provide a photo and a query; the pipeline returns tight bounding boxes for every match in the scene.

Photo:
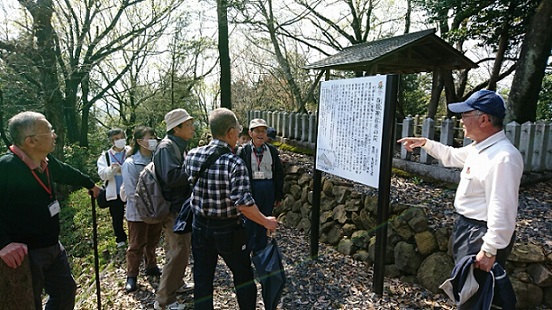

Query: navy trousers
[453,215,515,310]
[245,179,275,253]
[28,242,77,310]
[192,215,256,310]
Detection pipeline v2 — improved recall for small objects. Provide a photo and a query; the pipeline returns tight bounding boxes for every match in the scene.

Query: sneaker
[154,300,186,310]
[175,282,194,293]
[116,241,126,248]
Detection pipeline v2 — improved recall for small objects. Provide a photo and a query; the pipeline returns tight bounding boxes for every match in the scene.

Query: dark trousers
[28,242,77,310]
[453,215,515,310]
[192,215,256,310]
[246,179,275,253]
[109,198,127,243]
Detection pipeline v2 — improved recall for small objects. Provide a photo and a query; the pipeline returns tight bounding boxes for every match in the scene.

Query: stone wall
[276,163,552,309]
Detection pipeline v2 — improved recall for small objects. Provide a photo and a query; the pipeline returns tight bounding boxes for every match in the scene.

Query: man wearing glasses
[237,119,284,254]
[0,111,101,310]
[398,90,523,308]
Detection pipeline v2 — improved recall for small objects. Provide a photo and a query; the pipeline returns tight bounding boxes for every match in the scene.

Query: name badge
[49,200,61,217]
[253,171,265,179]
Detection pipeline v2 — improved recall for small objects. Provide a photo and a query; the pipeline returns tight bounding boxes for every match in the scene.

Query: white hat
[249,118,268,130]
[165,109,193,132]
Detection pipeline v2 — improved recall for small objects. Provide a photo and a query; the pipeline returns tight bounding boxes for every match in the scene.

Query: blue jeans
[28,242,77,310]
[192,215,256,310]
[246,179,275,253]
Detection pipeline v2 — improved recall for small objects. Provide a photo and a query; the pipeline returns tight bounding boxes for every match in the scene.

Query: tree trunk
[427,70,444,119]
[79,72,91,147]
[0,256,34,310]
[264,0,304,112]
[218,0,232,109]
[28,0,66,158]
[64,77,82,144]
[488,28,510,91]
[508,0,552,123]
[443,69,460,118]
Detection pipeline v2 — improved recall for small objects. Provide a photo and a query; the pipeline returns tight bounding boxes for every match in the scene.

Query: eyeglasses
[229,124,243,133]
[27,129,56,138]
[461,111,482,119]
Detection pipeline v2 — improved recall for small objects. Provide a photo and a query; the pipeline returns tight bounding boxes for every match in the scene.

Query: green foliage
[63,143,101,182]
[419,0,538,47]
[537,72,552,120]
[401,73,432,116]
[0,63,43,145]
[59,189,123,303]
[275,142,314,156]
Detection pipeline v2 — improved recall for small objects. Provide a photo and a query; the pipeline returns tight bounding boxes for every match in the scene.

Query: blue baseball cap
[267,127,276,140]
[448,90,506,118]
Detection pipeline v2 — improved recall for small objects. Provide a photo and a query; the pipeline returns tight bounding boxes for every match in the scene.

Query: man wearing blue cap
[398,90,523,309]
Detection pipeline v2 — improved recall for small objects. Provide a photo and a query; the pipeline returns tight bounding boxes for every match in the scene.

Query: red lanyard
[253,147,264,171]
[9,145,53,198]
[31,167,53,198]
[109,150,124,165]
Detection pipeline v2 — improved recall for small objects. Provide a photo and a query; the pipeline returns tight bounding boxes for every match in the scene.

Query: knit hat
[249,118,268,130]
[165,109,193,132]
[448,90,506,118]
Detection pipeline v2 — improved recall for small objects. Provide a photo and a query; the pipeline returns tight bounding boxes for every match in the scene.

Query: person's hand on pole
[88,185,101,198]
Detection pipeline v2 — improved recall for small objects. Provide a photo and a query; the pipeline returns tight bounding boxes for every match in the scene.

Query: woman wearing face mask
[121,126,163,293]
[97,128,130,247]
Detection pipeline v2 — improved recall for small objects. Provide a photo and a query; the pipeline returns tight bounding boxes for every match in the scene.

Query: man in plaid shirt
[185,108,278,310]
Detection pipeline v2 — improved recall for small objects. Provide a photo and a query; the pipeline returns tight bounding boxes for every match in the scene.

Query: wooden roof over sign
[304,29,477,74]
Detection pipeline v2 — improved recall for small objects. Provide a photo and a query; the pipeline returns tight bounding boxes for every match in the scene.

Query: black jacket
[0,151,95,249]
[237,143,285,202]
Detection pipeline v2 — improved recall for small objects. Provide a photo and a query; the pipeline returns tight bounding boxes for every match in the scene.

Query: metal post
[90,192,102,310]
[373,74,399,295]
[310,70,329,259]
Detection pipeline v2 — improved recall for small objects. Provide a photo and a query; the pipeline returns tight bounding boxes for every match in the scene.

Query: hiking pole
[89,190,102,310]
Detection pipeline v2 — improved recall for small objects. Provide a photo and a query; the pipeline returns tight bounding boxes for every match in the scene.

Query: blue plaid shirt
[185,139,256,218]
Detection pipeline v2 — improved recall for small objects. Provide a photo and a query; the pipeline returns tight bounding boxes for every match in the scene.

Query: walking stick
[89,190,102,310]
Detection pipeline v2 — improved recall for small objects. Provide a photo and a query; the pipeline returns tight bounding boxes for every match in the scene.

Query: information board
[316,76,387,188]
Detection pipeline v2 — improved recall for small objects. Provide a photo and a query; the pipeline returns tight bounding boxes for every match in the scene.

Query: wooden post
[0,256,35,310]
[520,122,536,173]
[546,121,552,171]
[301,113,309,143]
[531,121,548,172]
[308,113,316,145]
[505,121,521,147]
[420,118,435,164]
[400,116,414,160]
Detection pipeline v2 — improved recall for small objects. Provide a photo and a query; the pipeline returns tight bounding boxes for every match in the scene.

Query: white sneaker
[153,301,163,310]
[175,282,194,293]
[154,300,187,310]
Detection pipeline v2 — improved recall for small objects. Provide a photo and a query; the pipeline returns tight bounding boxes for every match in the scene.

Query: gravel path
[75,174,552,309]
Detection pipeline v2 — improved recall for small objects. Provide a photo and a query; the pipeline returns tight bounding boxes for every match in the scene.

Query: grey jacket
[153,135,191,213]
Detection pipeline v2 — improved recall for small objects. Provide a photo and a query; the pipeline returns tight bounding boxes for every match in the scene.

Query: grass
[273,141,315,156]
[59,188,123,304]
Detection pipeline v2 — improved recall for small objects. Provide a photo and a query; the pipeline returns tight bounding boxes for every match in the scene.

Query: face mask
[114,138,126,149]
[145,139,158,151]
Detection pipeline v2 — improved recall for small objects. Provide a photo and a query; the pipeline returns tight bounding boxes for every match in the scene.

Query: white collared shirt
[423,131,524,255]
